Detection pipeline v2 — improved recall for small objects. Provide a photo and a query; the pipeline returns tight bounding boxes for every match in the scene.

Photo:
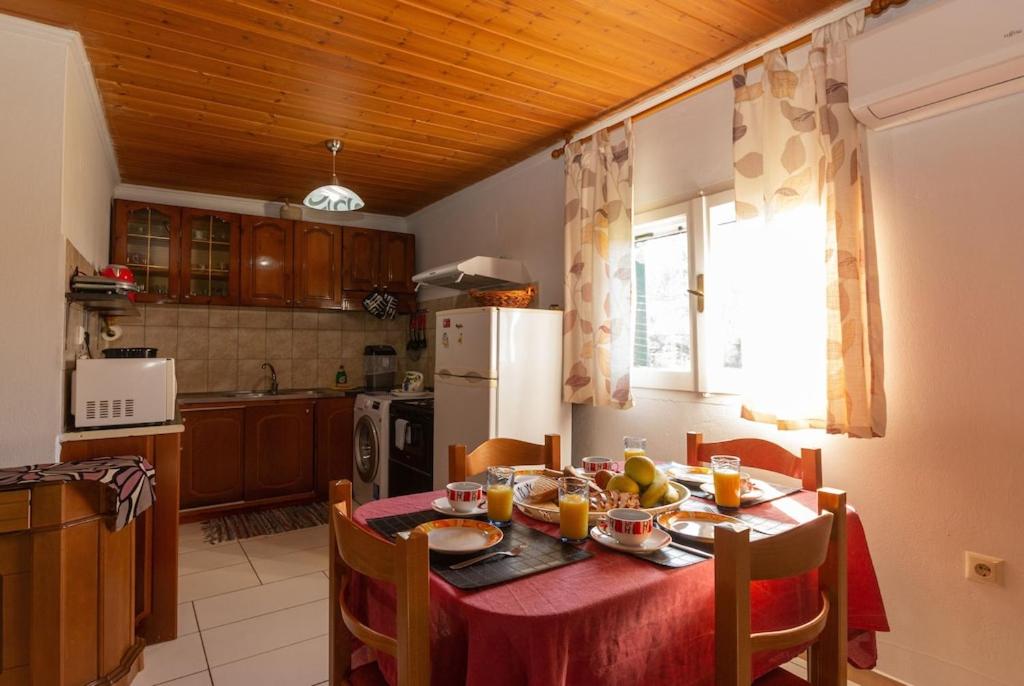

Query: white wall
[61,50,118,267]
[0,15,118,465]
[0,20,73,464]
[405,49,1024,686]
[407,150,565,307]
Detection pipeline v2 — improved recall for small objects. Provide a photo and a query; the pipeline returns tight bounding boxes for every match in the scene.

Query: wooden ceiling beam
[88,48,553,139]
[83,0,612,116]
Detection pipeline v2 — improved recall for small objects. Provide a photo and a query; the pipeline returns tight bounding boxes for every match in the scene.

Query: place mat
[683,478,802,508]
[631,543,710,569]
[680,501,797,536]
[366,511,592,590]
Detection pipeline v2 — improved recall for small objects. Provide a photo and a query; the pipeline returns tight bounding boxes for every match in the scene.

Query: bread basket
[469,285,536,308]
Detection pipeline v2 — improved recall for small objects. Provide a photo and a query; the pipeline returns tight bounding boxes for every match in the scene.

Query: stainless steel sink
[225,389,324,399]
[227,391,268,398]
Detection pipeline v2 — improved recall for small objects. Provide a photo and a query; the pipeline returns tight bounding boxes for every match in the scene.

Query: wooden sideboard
[60,428,182,645]
[0,482,142,686]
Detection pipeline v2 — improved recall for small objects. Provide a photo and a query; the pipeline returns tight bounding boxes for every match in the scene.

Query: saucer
[699,483,763,504]
[431,497,487,518]
[589,525,671,553]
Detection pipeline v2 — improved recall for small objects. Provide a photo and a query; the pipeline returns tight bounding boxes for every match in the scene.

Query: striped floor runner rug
[201,501,328,545]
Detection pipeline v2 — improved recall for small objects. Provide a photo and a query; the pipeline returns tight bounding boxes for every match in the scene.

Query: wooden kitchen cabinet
[294,221,344,309]
[241,216,294,306]
[379,231,416,293]
[181,208,241,305]
[342,226,380,291]
[180,406,245,508]
[111,199,182,303]
[244,401,315,500]
[315,396,355,498]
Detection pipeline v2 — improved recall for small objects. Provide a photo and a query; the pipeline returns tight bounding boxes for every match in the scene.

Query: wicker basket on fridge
[469,285,536,308]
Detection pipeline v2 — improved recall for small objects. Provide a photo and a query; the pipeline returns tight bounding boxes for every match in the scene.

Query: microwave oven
[71,358,177,428]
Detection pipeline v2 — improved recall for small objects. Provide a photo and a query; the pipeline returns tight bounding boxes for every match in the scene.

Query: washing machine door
[353,414,380,492]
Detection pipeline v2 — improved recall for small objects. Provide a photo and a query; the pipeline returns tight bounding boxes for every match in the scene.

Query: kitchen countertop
[177,387,364,405]
[59,422,185,443]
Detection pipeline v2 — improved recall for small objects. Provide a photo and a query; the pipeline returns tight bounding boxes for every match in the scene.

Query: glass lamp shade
[302,180,365,212]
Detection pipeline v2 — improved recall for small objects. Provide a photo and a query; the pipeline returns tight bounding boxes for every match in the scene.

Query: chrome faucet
[261,362,279,394]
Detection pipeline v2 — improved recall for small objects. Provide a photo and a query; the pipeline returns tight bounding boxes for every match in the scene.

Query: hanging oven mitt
[362,291,386,318]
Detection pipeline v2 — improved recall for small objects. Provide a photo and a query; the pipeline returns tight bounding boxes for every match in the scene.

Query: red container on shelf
[100,264,137,302]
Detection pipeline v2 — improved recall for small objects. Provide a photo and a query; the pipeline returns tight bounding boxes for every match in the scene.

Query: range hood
[412,256,531,291]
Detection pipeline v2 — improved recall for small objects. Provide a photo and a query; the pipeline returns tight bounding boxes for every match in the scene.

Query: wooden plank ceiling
[0,0,842,215]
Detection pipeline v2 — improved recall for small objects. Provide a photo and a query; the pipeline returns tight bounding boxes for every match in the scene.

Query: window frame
[630,200,697,392]
[630,189,742,395]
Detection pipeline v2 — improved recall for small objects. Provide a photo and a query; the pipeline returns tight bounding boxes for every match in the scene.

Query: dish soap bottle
[335,364,348,387]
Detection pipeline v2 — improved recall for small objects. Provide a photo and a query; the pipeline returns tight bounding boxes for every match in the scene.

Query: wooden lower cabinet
[180,406,245,508]
[180,397,354,515]
[0,482,143,686]
[243,401,315,501]
[315,396,355,498]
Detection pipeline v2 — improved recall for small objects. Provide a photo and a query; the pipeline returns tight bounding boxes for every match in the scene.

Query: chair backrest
[686,431,822,490]
[448,434,561,483]
[714,488,847,686]
[328,480,430,686]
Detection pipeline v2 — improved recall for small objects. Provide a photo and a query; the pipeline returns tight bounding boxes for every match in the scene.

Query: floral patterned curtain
[732,13,886,437]
[562,120,635,409]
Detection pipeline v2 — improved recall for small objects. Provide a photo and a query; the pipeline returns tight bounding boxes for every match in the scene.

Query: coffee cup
[604,508,653,546]
[445,481,483,513]
[402,371,424,392]
[582,456,613,473]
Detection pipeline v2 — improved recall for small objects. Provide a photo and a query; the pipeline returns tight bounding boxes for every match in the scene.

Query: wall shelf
[66,292,139,317]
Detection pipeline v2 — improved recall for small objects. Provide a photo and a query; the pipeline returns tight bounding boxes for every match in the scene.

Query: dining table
[348,485,889,686]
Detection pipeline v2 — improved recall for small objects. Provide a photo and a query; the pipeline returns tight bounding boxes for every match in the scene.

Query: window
[631,190,746,393]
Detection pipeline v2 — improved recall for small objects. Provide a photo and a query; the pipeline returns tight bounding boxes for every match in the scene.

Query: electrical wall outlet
[964,551,1004,586]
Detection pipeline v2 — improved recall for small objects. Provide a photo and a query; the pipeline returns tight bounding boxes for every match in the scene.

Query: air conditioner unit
[848,0,1024,131]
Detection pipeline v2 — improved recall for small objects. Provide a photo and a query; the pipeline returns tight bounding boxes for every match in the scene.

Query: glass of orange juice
[623,436,647,460]
[558,476,590,543]
[711,455,742,509]
[486,467,515,527]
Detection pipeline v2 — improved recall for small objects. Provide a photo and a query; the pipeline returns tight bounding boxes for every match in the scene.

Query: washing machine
[353,393,392,504]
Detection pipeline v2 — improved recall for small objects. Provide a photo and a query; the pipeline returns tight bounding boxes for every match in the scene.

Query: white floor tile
[209,635,328,686]
[179,562,261,603]
[177,602,199,636]
[194,572,328,630]
[202,599,328,667]
[180,542,248,576]
[248,546,329,584]
[132,633,208,686]
[157,671,213,686]
[240,525,328,560]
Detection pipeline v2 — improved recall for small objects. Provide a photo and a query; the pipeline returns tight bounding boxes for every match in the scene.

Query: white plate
[430,497,488,518]
[699,483,763,504]
[656,510,743,544]
[413,519,504,554]
[589,525,671,554]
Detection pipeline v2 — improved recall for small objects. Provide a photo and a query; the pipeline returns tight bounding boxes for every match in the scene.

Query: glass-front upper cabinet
[111,200,181,303]
[181,209,240,305]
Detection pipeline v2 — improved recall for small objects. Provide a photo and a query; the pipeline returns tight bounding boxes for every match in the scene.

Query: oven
[388,398,434,497]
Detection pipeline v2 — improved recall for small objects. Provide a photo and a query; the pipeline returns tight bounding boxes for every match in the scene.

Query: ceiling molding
[114,183,408,233]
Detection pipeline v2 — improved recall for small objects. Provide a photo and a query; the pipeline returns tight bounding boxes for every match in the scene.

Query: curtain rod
[550,0,910,160]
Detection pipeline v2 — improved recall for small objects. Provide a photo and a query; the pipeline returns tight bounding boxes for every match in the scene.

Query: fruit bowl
[512,475,690,525]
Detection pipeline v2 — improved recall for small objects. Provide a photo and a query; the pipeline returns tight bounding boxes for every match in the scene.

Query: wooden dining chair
[329,480,430,686]
[448,434,561,483]
[686,431,822,490]
[714,488,847,686]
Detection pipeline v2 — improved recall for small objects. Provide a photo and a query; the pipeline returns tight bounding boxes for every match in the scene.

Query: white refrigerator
[432,307,572,488]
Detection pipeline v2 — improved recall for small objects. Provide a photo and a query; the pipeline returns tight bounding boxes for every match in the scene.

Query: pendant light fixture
[303,139,364,212]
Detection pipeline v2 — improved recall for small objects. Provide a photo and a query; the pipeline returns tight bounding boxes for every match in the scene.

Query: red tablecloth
[350,490,888,686]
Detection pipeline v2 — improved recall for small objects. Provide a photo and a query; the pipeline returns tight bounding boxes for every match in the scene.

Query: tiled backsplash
[101,305,412,394]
